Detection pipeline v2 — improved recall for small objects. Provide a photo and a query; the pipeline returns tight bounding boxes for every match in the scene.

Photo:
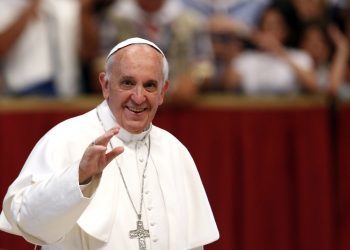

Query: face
[137,0,165,13]
[260,9,288,43]
[209,15,243,62]
[100,45,169,134]
[293,0,325,21]
[300,26,330,65]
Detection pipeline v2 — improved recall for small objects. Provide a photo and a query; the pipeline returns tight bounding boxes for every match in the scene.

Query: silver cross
[129,220,150,250]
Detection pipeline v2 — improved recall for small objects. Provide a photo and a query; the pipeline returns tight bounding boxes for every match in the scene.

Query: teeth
[128,107,145,113]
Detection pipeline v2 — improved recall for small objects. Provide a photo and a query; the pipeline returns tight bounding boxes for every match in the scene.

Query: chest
[88,141,169,250]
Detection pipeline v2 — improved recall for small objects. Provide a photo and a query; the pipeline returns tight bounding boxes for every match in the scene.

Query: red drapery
[337,104,350,250]
[0,97,349,250]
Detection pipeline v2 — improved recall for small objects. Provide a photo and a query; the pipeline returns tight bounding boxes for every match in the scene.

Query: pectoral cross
[129,220,150,250]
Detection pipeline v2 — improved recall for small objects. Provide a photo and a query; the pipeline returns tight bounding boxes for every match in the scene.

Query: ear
[99,72,109,99]
[159,80,170,105]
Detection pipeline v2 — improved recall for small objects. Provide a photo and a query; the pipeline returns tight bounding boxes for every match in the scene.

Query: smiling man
[0,37,219,250]
[101,39,168,134]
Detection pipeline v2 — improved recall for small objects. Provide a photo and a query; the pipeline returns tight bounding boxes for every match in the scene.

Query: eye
[144,81,158,92]
[119,79,135,90]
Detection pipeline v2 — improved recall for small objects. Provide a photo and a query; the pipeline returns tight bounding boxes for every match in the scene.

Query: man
[0,0,81,97]
[0,37,219,249]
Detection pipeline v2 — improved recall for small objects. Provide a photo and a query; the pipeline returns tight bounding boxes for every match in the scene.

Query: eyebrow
[119,76,159,85]
[119,76,136,82]
[145,79,159,85]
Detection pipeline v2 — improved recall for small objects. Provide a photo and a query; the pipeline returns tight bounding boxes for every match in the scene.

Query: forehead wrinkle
[116,44,163,61]
[115,45,163,75]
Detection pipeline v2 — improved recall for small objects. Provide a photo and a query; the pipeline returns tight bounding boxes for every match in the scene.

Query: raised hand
[79,127,124,184]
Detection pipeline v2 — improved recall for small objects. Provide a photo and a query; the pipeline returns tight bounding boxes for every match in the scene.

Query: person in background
[91,0,213,104]
[233,1,318,95]
[199,14,247,93]
[0,0,81,97]
[299,21,350,97]
[182,0,271,27]
[339,9,350,99]
[291,0,329,23]
[79,0,118,94]
[0,37,219,250]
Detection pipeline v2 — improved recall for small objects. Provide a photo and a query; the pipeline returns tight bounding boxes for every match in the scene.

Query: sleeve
[290,50,313,70]
[180,145,220,248]
[0,129,98,245]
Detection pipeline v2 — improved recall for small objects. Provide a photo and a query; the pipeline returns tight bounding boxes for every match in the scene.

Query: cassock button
[145,190,150,195]
[150,222,155,226]
[148,207,152,211]
[139,158,144,163]
[153,239,158,243]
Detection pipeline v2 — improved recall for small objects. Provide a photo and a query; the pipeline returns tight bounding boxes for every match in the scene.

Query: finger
[93,127,120,147]
[105,146,124,165]
[79,145,108,182]
[83,145,108,162]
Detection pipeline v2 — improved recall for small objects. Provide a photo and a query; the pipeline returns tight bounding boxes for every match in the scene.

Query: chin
[125,124,147,134]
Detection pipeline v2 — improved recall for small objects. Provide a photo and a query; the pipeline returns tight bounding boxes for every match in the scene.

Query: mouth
[126,106,147,114]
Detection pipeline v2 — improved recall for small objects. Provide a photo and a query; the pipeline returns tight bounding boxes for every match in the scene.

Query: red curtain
[0,101,348,250]
[337,105,350,250]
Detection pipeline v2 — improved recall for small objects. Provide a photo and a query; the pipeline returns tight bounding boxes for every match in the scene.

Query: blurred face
[137,0,164,13]
[293,0,325,21]
[260,9,288,43]
[209,15,243,62]
[211,32,243,62]
[300,27,330,65]
[100,45,169,133]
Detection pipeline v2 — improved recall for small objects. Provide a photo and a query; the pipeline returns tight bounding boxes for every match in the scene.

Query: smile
[127,106,147,114]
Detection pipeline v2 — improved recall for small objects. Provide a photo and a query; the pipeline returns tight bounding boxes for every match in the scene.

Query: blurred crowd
[1,0,350,102]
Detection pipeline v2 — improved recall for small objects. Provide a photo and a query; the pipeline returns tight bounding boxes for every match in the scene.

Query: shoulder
[39,108,100,149]
[49,109,97,135]
[286,48,313,68]
[151,125,189,152]
[150,125,197,171]
[151,125,182,144]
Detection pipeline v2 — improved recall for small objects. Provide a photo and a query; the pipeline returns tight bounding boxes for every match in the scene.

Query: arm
[327,25,349,96]
[0,0,41,55]
[2,148,93,244]
[79,0,99,63]
[1,127,123,244]
[280,49,318,92]
[180,146,219,248]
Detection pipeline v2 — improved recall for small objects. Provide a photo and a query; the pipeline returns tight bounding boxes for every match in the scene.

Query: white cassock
[0,100,219,250]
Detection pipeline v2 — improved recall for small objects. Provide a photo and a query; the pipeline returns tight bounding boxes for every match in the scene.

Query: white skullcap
[106,37,165,60]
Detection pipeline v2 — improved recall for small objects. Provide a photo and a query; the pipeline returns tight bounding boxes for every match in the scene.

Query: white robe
[0,101,219,249]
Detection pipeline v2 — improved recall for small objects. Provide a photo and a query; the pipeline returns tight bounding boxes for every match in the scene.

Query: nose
[131,85,146,104]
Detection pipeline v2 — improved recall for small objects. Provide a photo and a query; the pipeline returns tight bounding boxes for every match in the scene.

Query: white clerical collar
[96,100,151,143]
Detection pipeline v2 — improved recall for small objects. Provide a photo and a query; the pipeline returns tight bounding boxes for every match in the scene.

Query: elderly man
[0,37,219,249]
